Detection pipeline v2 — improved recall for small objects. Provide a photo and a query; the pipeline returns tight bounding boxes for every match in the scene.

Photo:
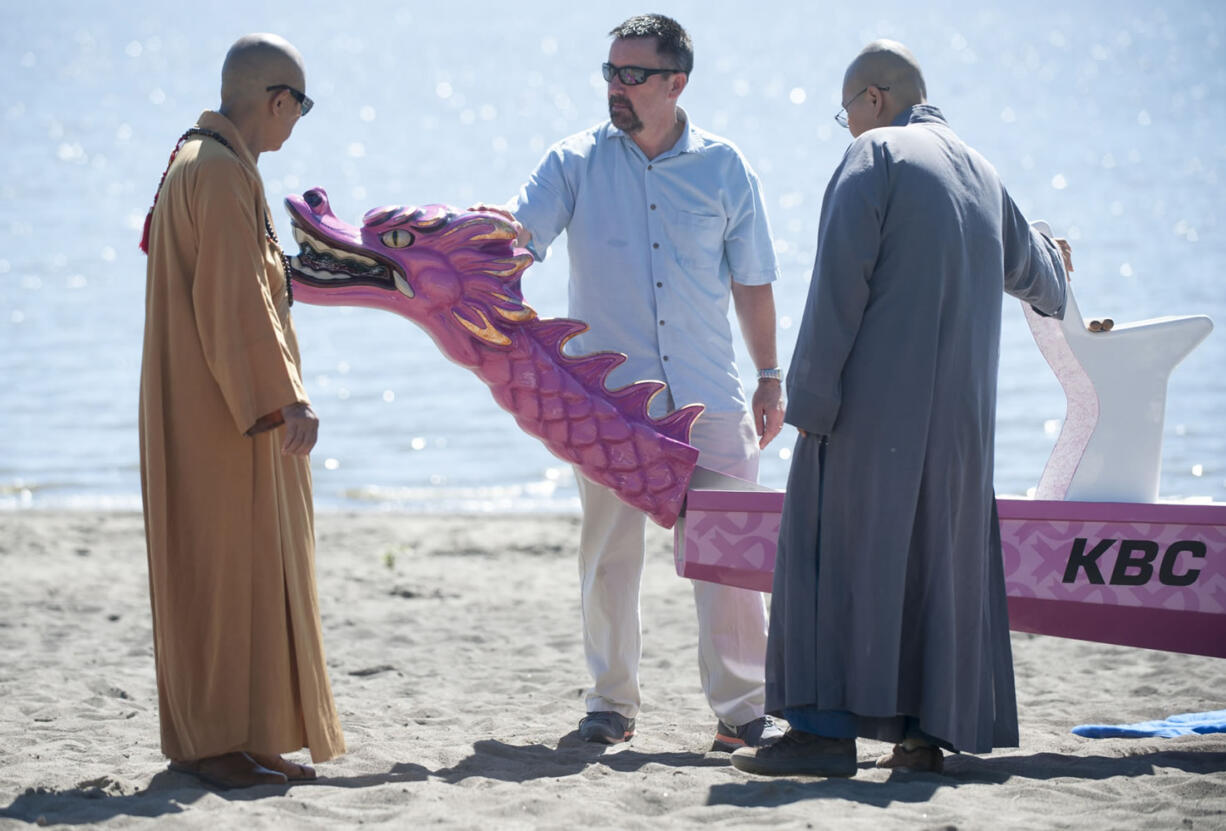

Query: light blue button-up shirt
[511,112,779,415]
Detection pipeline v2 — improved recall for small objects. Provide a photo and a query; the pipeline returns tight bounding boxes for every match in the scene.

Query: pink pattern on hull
[674,493,1226,657]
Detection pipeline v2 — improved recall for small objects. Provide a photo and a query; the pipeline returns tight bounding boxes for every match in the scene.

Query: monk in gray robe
[731,40,1071,778]
[139,34,345,789]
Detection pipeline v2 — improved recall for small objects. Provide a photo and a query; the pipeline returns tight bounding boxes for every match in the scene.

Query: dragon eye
[380,228,415,248]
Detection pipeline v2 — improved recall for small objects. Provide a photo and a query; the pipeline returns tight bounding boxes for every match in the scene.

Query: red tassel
[139,209,152,254]
[139,129,194,255]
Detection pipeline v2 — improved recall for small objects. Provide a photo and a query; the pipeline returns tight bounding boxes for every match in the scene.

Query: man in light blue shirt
[503,14,785,750]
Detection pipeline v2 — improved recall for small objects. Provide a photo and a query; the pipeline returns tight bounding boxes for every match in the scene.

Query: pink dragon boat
[284,195,1222,658]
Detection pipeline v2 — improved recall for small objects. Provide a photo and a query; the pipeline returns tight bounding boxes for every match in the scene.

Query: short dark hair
[608,14,693,75]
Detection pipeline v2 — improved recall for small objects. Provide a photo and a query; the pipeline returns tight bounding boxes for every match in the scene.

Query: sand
[1,510,1223,829]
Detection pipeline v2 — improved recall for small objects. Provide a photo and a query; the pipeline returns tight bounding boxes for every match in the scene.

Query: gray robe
[767,106,1067,753]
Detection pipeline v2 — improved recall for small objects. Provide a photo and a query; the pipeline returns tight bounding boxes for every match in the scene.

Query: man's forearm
[731,282,779,372]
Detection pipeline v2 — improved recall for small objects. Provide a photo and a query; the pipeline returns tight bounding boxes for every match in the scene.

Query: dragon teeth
[292,225,379,269]
[393,271,415,298]
[290,258,346,281]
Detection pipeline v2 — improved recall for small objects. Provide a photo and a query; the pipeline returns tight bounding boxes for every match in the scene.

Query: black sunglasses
[601,62,680,86]
[266,84,314,116]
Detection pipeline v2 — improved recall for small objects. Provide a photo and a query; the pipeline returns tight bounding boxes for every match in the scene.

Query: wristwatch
[757,367,782,381]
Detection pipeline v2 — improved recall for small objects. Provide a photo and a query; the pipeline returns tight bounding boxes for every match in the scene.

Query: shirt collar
[894,104,948,128]
[196,110,259,171]
[607,106,703,160]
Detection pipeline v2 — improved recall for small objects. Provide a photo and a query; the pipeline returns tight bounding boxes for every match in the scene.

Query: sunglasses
[601,62,680,86]
[266,84,314,116]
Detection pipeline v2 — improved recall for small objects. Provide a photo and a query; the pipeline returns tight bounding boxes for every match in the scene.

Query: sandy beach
[1,510,1223,829]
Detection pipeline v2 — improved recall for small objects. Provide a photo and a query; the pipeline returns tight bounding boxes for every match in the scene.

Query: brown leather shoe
[875,743,944,773]
[169,752,288,789]
[730,729,857,777]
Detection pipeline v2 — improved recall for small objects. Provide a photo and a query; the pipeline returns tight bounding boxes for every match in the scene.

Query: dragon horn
[652,404,705,446]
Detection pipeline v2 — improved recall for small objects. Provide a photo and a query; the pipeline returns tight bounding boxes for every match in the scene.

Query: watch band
[757,367,782,381]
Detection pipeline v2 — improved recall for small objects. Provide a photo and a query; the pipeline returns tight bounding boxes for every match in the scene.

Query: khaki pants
[576,408,769,727]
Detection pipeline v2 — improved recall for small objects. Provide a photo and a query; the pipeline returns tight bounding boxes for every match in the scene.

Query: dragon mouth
[288,224,415,298]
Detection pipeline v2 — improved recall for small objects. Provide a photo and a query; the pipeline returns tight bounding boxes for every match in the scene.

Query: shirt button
[648,164,653,170]
[652,242,659,249]
[656,281,662,287]
[650,204,656,210]
[659,320,665,326]
[662,355,669,361]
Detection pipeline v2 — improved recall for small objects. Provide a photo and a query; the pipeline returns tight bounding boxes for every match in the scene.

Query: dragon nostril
[304,189,324,209]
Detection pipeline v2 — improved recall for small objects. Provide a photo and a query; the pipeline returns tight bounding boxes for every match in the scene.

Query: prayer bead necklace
[139,127,294,305]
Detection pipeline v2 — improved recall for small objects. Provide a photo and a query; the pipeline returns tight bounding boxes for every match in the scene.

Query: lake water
[2,0,1223,513]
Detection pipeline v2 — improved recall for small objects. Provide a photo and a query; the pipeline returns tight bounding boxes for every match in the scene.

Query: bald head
[220,33,307,113]
[844,39,927,109]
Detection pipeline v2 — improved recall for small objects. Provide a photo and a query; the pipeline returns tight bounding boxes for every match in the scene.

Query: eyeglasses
[601,62,680,86]
[266,84,314,116]
[834,85,888,128]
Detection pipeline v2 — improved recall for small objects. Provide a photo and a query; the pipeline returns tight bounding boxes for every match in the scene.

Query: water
[2,0,1223,512]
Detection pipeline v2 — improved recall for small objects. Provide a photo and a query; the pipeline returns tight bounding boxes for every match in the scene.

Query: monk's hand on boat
[1055,237,1073,276]
[279,402,319,455]
[752,378,785,449]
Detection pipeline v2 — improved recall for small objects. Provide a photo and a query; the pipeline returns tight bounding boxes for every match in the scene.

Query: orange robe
[139,111,345,763]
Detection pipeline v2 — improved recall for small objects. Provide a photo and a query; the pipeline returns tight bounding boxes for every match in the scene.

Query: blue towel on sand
[1072,710,1226,738]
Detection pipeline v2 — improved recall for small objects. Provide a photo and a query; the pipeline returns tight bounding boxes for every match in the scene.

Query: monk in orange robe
[138,33,345,789]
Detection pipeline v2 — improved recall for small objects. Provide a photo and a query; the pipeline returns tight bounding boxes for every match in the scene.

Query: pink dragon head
[285,187,536,367]
[284,187,703,527]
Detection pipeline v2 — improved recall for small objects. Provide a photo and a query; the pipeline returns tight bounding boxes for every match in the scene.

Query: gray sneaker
[712,715,785,752]
[730,729,857,777]
[578,711,635,744]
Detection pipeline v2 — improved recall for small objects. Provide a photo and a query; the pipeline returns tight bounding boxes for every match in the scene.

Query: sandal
[168,752,288,789]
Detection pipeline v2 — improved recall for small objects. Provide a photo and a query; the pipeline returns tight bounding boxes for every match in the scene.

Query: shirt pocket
[668,208,726,270]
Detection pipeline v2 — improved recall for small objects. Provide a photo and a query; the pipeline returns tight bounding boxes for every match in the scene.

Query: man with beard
[497,14,785,749]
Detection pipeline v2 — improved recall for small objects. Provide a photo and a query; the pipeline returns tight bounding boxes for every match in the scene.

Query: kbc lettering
[1061,538,1205,586]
